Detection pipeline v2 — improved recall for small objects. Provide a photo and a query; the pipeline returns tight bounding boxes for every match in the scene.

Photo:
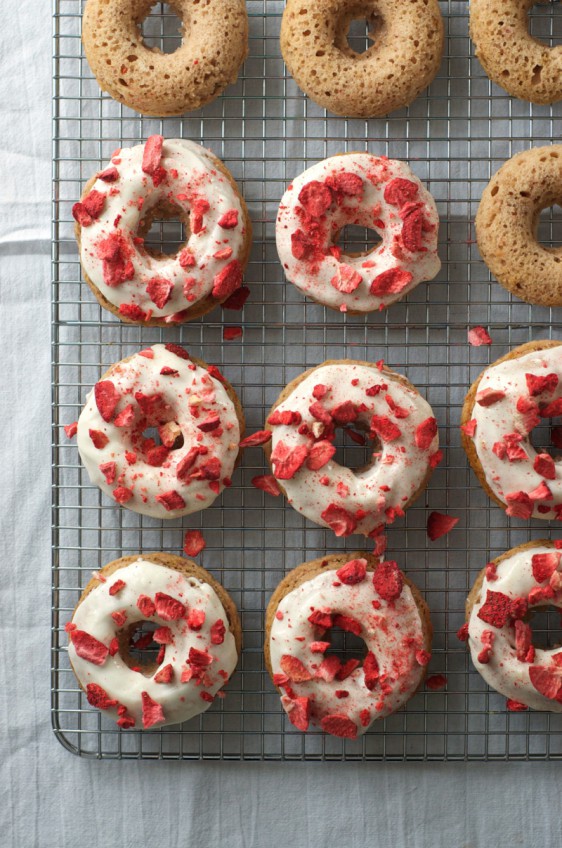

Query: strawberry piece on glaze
[373,560,403,601]
[320,503,357,536]
[141,691,166,728]
[320,714,358,739]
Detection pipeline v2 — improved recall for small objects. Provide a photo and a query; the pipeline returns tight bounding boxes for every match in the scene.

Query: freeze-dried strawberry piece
[415,417,438,450]
[477,629,495,664]
[86,683,118,710]
[298,180,333,217]
[370,415,401,443]
[401,207,424,252]
[251,474,282,496]
[179,247,196,268]
[133,632,153,650]
[515,397,540,433]
[515,620,534,663]
[141,691,165,728]
[291,229,313,260]
[223,326,243,341]
[526,373,559,396]
[154,592,186,621]
[137,594,156,617]
[385,394,410,419]
[468,326,492,346]
[336,659,361,681]
[155,490,186,511]
[176,446,201,480]
[99,461,116,485]
[98,166,119,182]
[194,457,222,480]
[321,503,357,536]
[183,529,206,557]
[222,285,250,310]
[534,453,556,480]
[416,649,431,666]
[505,490,533,519]
[456,623,469,642]
[111,609,127,627]
[529,481,553,502]
[306,440,336,470]
[154,664,173,684]
[531,552,560,583]
[280,654,312,682]
[331,264,362,293]
[477,590,513,628]
[271,441,309,479]
[120,304,148,321]
[369,268,413,296]
[331,400,358,424]
[363,651,379,690]
[213,247,233,260]
[540,398,562,418]
[109,579,125,596]
[310,641,330,653]
[320,714,358,739]
[89,429,108,449]
[240,430,272,448]
[113,486,133,504]
[476,388,506,407]
[284,696,311,731]
[98,232,135,287]
[210,619,226,645]
[333,614,362,636]
[461,419,477,437]
[187,608,206,630]
[111,404,134,430]
[64,421,78,438]
[427,511,459,541]
[82,189,106,219]
[336,558,367,585]
[425,674,447,691]
[163,342,189,361]
[197,414,221,432]
[267,409,302,426]
[326,171,363,198]
[142,135,163,175]
[308,610,333,629]
[70,630,109,665]
[134,391,167,419]
[309,401,333,426]
[506,698,528,711]
[384,178,419,208]
[153,626,173,645]
[146,277,173,309]
[529,665,562,700]
[212,260,242,299]
[117,710,136,729]
[317,656,342,682]
[373,560,403,601]
[218,209,239,229]
[190,198,210,234]
[146,446,169,467]
[360,709,371,726]
[72,202,94,227]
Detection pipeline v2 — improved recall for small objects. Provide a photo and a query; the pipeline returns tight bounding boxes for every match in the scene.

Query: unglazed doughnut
[280,0,444,118]
[67,553,241,729]
[76,343,244,519]
[476,146,562,306]
[470,0,562,104]
[265,552,433,737]
[82,0,248,116]
[73,137,252,325]
[465,541,562,712]
[461,340,562,521]
[276,153,441,314]
[264,360,440,537]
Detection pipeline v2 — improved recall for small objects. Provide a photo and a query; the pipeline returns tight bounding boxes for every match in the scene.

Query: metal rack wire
[52,0,562,760]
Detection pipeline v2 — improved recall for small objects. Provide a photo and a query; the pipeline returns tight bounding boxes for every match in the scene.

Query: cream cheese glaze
[76,137,247,321]
[68,558,238,729]
[276,153,441,313]
[468,543,562,712]
[76,343,241,519]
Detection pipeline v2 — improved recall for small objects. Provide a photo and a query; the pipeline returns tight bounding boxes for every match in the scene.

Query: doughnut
[276,152,441,314]
[263,360,440,537]
[82,0,248,116]
[476,145,562,307]
[73,137,252,325]
[461,339,562,521]
[265,552,432,737]
[280,0,444,118]
[76,343,244,519]
[465,540,562,712]
[67,553,241,729]
[470,0,562,104]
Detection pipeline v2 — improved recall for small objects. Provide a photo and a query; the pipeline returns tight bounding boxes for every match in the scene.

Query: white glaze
[269,563,427,734]
[276,153,440,313]
[68,559,238,729]
[468,345,562,519]
[468,544,562,711]
[77,344,240,519]
[269,362,439,537]
[78,138,247,319]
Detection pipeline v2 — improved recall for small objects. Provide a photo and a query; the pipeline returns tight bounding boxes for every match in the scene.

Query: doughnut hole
[322,625,368,666]
[119,621,163,677]
[137,198,189,260]
[528,414,562,465]
[139,424,185,456]
[535,202,562,254]
[331,423,381,474]
[335,224,382,262]
[140,2,183,55]
[333,4,382,58]
[528,1,562,49]
[509,605,562,652]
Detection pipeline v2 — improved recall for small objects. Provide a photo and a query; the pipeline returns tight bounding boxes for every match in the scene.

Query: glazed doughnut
[265,552,432,737]
[67,553,241,729]
[280,0,444,118]
[276,153,441,314]
[76,343,244,519]
[264,360,440,537]
[470,0,562,104]
[73,137,252,325]
[476,145,562,307]
[82,0,248,116]
[465,540,562,712]
[461,340,562,521]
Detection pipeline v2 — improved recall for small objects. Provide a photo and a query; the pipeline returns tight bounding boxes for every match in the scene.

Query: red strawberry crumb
[370,268,413,296]
[335,558,367,585]
[310,641,330,653]
[515,620,535,663]
[218,209,239,229]
[485,562,498,581]
[146,446,169,467]
[326,171,363,198]
[197,414,221,432]
[416,649,431,666]
[476,388,506,407]
[384,178,419,207]
[99,461,116,485]
[176,446,201,480]
[70,630,109,665]
[331,400,358,424]
[307,440,336,470]
[373,560,403,601]
[401,207,424,251]
[109,579,125,596]
[89,429,109,449]
[298,180,333,217]
[461,419,477,437]
[271,441,309,480]
[251,474,282,496]
[146,277,173,309]
[98,166,119,182]
[280,655,313,682]
[529,481,553,502]
[113,486,133,505]
[111,610,127,627]
[336,659,360,681]
[477,630,495,664]
[506,698,528,711]
[212,260,242,299]
[221,285,250,310]
[468,326,492,346]
[154,592,186,621]
[415,417,438,450]
[360,709,371,727]
[154,664,174,684]
[534,454,556,480]
[285,696,311,731]
[187,608,206,630]
[210,619,226,645]
[156,490,186,511]
[429,449,443,468]
[317,656,342,682]
[425,674,447,691]
[164,342,190,360]
[223,326,243,341]
[363,651,380,690]
[529,665,562,700]
[427,511,459,541]
[108,637,119,656]
[526,373,559,396]
[320,503,357,536]
[531,552,560,583]
[320,714,358,739]
[505,490,533,519]
[333,614,362,636]
[308,610,333,629]
[477,590,513,628]
[86,683,118,710]
[456,623,469,642]
[141,691,165,728]
[370,415,401,443]
[331,264,362,293]
[142,135,163,175]
[64,421,78,438]
[240,430,272,448]
[153,627,173,645]
[183,530,206,557]
[114,404,135,427]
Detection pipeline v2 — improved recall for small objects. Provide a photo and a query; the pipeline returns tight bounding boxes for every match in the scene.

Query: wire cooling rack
[52,0,562,760]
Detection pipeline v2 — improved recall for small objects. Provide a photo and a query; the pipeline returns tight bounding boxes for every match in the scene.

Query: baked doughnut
[470,0,562,104]
[82,0,248,116]
[67,553,241,729]
[476,145,562,306]
[461,339,562,521]
[73,137,252,325]
[76,343,244,519]
[265,552,432,737]
[465,540,562,712]
[263,360,440,537]
[280,0,443,118]
[276,153,441,314]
